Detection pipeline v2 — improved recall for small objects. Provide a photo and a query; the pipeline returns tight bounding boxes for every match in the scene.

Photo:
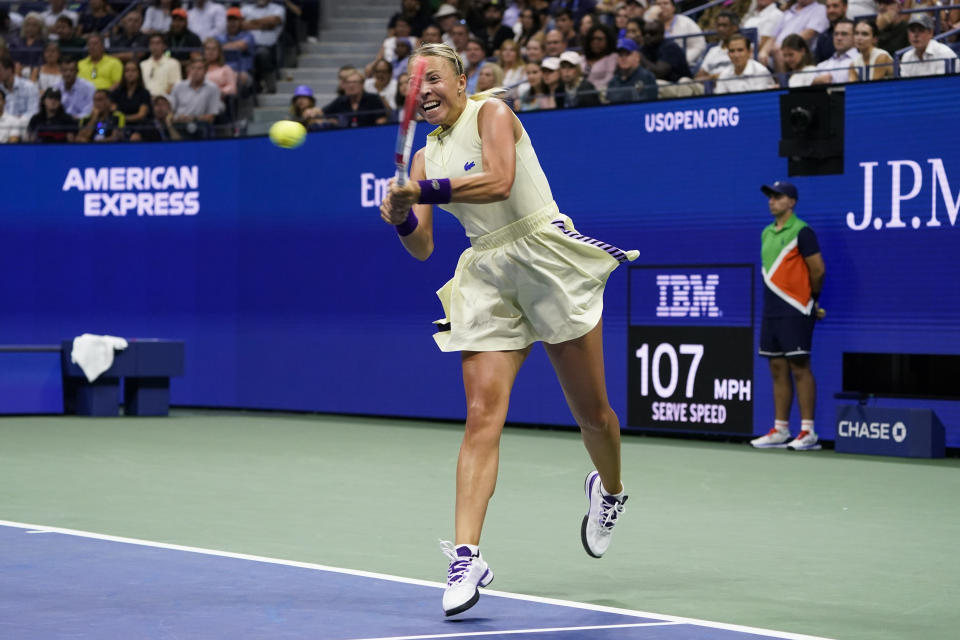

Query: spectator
[549,0,598,24]
[167,8,203,63]
[364,58,397,111]
[641,18,692,81]
[392,70,411,121]
[476,1,515,57]
[655,0,705,67]
[10,13,46,74]
[389,0,433,37]
[555,50,600,107]
[53,16,87,54]
[847,0,878,20]
[582,23,617,90]
[393,37,413,80]
[189,0,227,41]
[750,181,825,452]
[449,21,471,58]
[611,3,629,36]
[141,34,182,98]
[27,87,76,142]
[220,8,256,93]
[761,0,829,73]
[320,70,388,128]
[139,93,182,140]
[288,83,324,129]
[421,22,443,45]
[110,59,153,135]
[433,4,461,46]
[900,14,959,77]
[714,33,777,93]
[606,37,658,103]
[742,0,784,58]
[171,57,220,137]
[514,7,545,53]
[813,0,848,63]
[514,61,555,111]
[695,11,739,82]
[0,56,40,119]
[78,33,123,90]
[552,9,580,49]
[624,16,643,46]
[539,55,562,103]
[543,28,568,57]
[42,0,79,32]
[79,0,115,36]
[34,42,64,91]
[375,16,414,65]
[0,91,27,142]
[578,13,596,42]
[76,89,125,142]
[203,37,237,105]
[497,39,526,91]
[336,65,357,96]
[875,0,909,56]
[812,18,856,83]
[781,33,818,86]
[524,34,546,65]
[848,19,893,81]
[242,0,285,94]
[57,58,95,118]
[143,0,175,36]
[110,10,150,63]
[463,38,487,94]
[475,61,504,93]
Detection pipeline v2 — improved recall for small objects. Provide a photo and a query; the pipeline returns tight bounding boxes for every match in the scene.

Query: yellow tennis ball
[269,120,307,149]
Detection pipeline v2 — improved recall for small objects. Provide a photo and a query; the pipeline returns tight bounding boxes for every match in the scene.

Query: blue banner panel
[835,405,945,458]
[628,264,754,327]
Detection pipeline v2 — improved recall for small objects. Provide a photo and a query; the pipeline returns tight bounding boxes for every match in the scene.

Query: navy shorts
[759,315,816,359]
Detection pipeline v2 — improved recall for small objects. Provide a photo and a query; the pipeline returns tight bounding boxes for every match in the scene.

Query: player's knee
[577,404,616,434]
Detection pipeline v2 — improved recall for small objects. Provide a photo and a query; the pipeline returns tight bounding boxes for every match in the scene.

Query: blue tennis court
[0,520,832,640]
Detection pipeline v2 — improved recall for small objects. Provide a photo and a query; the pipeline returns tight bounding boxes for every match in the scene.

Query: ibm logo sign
[656,274,722,318]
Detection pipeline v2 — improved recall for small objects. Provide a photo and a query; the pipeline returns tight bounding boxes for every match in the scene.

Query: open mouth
[422,100,441,113]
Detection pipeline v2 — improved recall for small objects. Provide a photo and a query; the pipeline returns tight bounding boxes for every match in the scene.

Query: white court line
[345,621,682,640]
[0,519,834,640]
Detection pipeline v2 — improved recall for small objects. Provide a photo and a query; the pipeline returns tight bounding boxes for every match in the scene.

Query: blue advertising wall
[2,76,959,446]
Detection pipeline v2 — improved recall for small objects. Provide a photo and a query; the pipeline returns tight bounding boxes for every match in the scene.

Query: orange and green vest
[762,213,815,316]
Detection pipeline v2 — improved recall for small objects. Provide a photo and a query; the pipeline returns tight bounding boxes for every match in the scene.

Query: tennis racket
[394,57,427,186]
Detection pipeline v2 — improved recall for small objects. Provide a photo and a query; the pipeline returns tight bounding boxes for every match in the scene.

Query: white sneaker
[581,471,627,559]
[750,428,791,448]
[787,430,822,451]
[439,540,494,616]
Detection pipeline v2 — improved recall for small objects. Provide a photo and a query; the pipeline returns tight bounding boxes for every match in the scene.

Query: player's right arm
[381,147,434,261]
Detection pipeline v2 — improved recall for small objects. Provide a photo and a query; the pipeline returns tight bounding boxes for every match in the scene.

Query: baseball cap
[293,84,314,98]
[616,37,639,53]
[559,50,582,66]
[761,181,799,200]
[226,7,243,18]
[171,8,187,18]
[540,56,560,71]
[907,14,934,30]
[434,4,460,18]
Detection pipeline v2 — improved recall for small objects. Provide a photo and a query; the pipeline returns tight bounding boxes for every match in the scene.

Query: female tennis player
[380,43,637,617]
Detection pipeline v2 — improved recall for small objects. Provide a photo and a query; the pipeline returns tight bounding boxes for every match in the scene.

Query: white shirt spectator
[665,14,706,66]
[57,76,95,118]
[188,0,227,40]
[503,66,527,91]
[851,47,892,80]
[242,1,285,47]
[846,0,878,19]
[789,64,819,86]
[715,58,777,93]
[0,76,40,118]
[141,55,184,97]
[364,76,397,110]
[143,7,172,34]
[42,8,79,30]
[774,2,830,47]
[900,39,959,77]
[743,3,784,40]
[699,44,732,77]
[0,111,27,142]
[814,47,857,83]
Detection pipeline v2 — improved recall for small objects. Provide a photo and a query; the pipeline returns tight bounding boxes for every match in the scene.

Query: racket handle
[395,166,407,186]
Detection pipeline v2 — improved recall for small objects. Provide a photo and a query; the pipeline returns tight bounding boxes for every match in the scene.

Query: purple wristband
[395,210,419,237]
[417,178,452,205]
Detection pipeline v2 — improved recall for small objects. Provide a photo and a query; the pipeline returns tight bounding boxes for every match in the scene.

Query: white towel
[71,334,129,382]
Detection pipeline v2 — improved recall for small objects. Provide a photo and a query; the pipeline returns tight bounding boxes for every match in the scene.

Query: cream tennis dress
[425,98,638,352]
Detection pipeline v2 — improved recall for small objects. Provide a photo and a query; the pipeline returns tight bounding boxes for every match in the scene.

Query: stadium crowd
[0,0,957,142]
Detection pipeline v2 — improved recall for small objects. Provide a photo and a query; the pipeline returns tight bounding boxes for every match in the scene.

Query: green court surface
[1,411,957,640]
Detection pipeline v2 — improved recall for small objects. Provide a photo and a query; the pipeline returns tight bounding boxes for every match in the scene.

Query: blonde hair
[410,43,507,102]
